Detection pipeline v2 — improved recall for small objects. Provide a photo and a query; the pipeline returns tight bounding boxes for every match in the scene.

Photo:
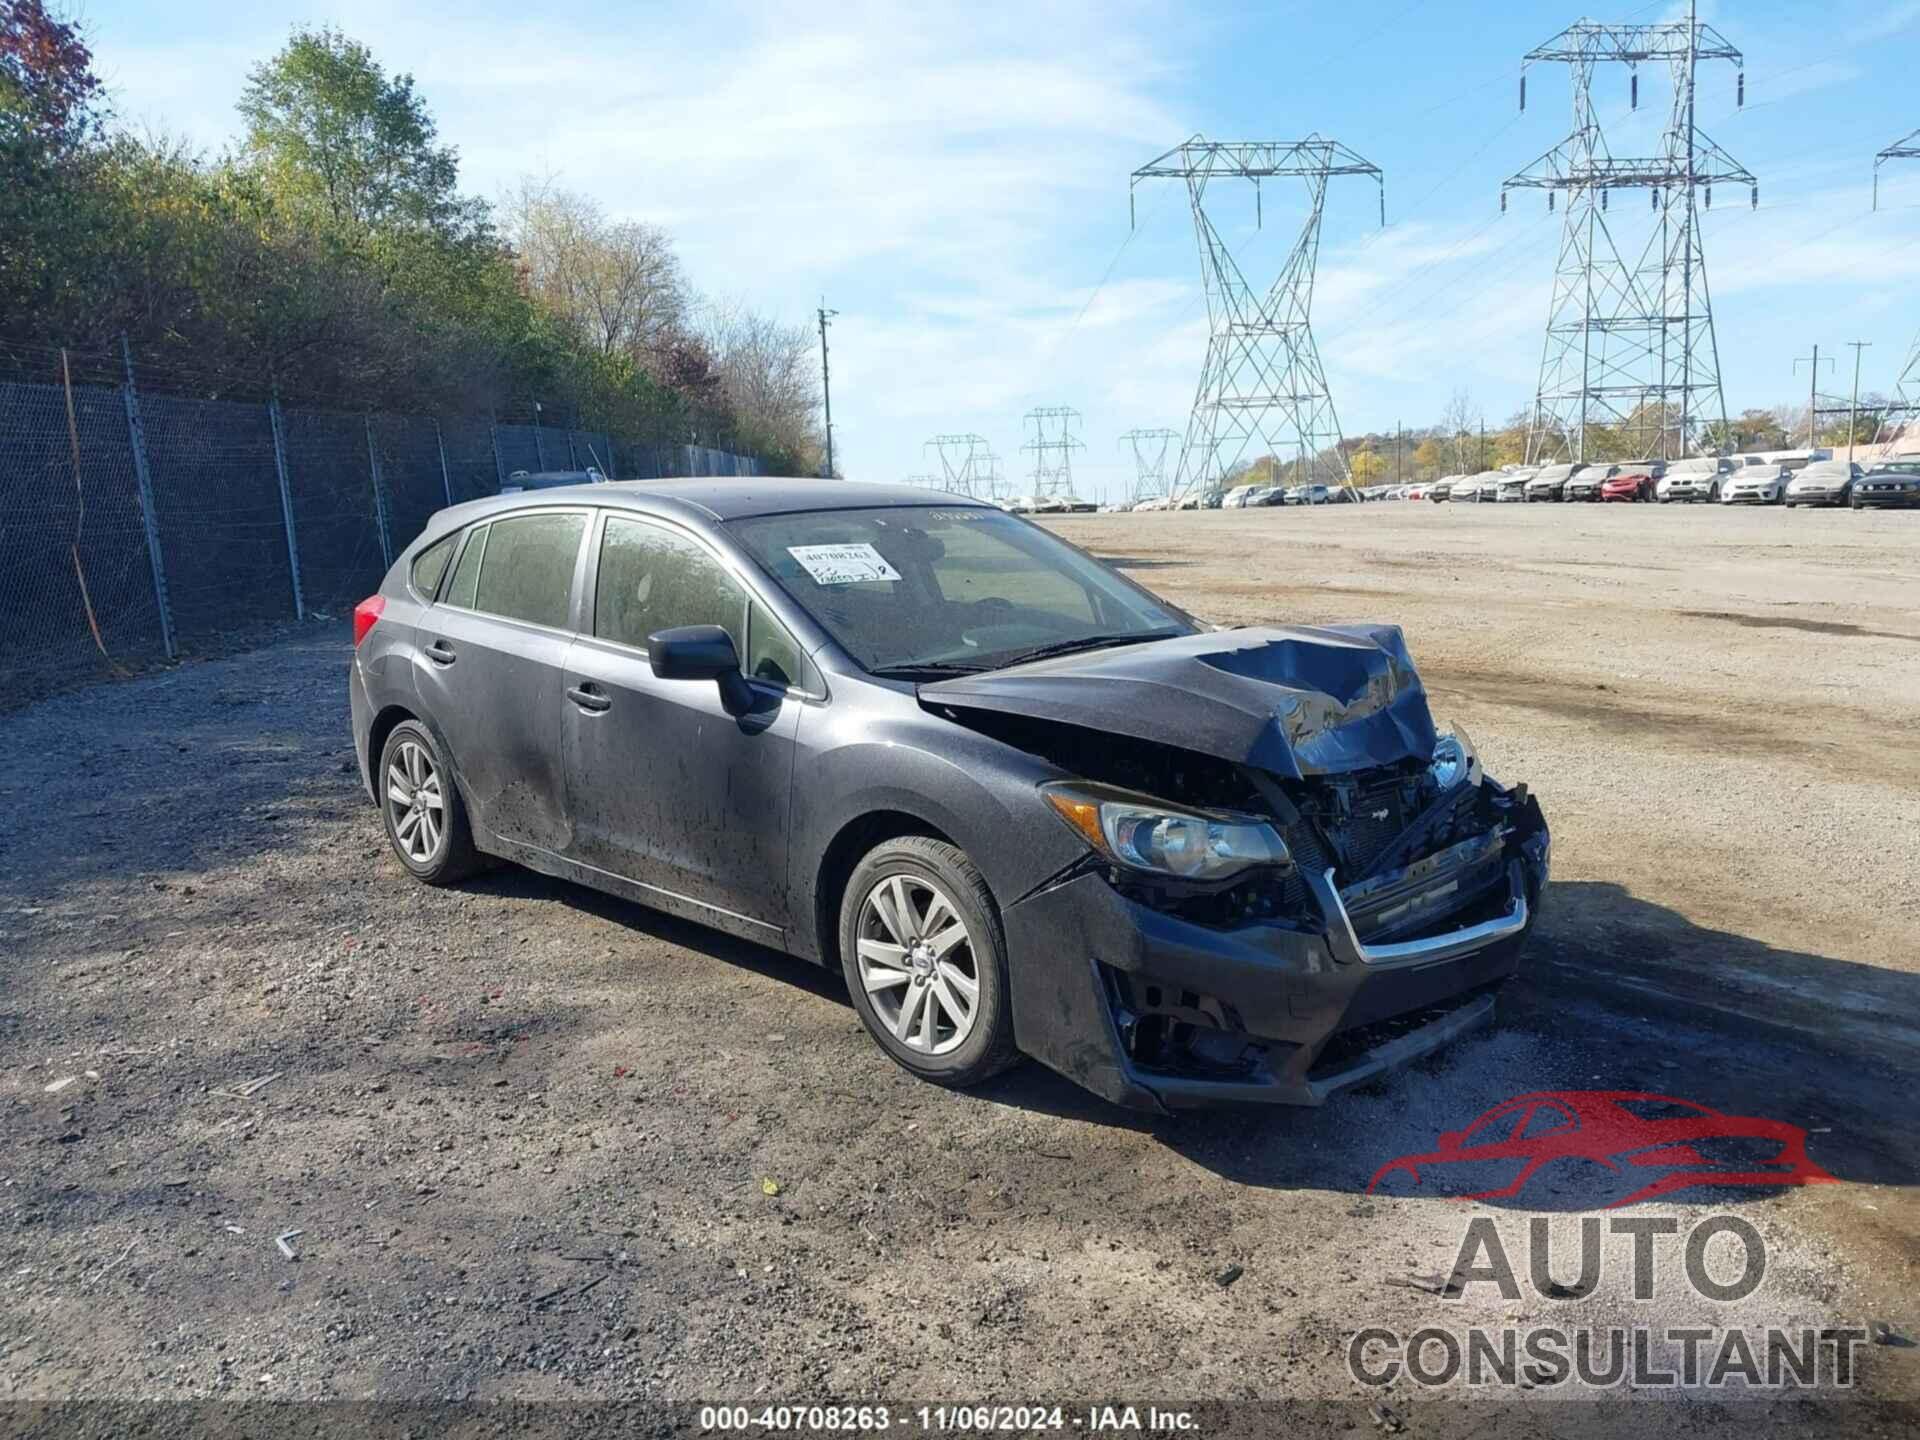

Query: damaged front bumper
[1003,789,1550,1112]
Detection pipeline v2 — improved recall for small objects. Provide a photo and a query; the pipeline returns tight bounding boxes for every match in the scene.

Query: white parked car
[1720,464,1789,505]
[1658,457,1730,503]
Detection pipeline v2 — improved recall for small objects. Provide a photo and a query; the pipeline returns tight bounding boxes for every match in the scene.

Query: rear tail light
[353,595,386,647]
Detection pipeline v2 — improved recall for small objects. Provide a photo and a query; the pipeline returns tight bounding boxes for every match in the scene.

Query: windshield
[728,505,1193,674]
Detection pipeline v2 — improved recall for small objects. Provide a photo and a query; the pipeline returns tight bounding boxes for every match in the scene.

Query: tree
[0,0,100,145]
[506,179,688,362]
[703,300,824,474]
[1440,388,1480,474]
[238,26,471,235]
[1349,447,1387,483]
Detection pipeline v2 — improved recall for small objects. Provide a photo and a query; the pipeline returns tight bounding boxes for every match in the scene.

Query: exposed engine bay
[930,705,1537,939]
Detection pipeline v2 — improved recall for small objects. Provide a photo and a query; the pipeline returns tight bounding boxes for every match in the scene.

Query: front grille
[1340,784,1412,875]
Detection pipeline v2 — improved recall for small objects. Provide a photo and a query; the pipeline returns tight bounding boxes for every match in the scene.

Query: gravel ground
[1,500,1915,1431]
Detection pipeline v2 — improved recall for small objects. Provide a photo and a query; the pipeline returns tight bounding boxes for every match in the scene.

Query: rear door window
[595,516,747,652]
[471,512,587,629]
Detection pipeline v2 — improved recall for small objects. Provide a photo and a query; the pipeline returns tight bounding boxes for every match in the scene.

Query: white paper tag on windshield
[787,543,901,585]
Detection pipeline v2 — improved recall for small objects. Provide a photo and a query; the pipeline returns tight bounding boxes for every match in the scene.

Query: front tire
[839,837,1020,1088]
[379,720,481,885]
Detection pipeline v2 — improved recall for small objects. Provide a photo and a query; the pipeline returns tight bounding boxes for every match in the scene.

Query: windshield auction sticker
[787,543,902,585]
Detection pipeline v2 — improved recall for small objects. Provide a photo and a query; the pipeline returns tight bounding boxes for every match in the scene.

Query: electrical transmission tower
[1131,136,1383,499]
[901,473,945,491]
[1505,1,1754,464]
[925,434,993,498]
[1021,407,1086,498]
[980,452,1009,500]
[1874,129,1920,446]
[1117,427,1179,503]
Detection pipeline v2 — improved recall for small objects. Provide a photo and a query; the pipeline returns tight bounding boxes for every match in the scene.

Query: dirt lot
[2,500,1916,1430]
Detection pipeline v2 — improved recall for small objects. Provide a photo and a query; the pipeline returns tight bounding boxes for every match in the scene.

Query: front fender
[787,714,1090,962]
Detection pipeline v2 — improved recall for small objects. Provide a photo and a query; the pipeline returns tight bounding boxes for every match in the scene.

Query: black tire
[838,836,1021,1089]
[378,720,482,885]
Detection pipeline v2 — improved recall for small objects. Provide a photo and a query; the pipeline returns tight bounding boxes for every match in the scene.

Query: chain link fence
[0,346,769,700]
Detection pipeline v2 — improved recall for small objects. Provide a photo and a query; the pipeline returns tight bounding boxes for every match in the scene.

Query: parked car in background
[1744,448,1830,474]
[1456,472,1499,502]
[1524,463,1585,502]
[1720,464,1789,505]
[1326,485,1359,503]
[1783,460,1857,508]
[1658,457,1730,503]
[1598,462,1664,503]
[502,468,607,494]
[1565,467,1607,501]
[1405,484,1428,502]
[1852,462,1920,509]
[1428,476,1459,502]
[350,479,1551,1110]
[1495,471,1533,503]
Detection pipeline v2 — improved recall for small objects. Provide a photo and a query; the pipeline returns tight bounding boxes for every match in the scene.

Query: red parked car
[1599,463,1662,502]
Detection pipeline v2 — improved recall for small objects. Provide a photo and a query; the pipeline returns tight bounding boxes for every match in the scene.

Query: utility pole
[1794,345,1832,449]
[1845,341,1872,463]
[1395,423,1402,484]
[817,301,838,479]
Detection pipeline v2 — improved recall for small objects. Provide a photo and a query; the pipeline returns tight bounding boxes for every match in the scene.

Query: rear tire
[378,720,482,885]
[839,837,1021,1089]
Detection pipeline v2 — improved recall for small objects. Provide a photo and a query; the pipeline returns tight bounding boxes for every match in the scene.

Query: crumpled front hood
[918,625,1439,781]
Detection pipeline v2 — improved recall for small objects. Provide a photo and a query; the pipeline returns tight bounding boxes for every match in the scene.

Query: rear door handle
[566,683,612,714]
[424,640,456,665]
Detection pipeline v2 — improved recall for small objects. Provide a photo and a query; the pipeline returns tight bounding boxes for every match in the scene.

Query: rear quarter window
[410,535,457,598]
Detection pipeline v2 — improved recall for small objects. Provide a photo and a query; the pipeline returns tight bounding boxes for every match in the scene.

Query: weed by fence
[0,341,767,699]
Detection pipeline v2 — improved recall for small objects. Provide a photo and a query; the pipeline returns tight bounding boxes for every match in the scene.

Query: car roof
[426,477,992,534]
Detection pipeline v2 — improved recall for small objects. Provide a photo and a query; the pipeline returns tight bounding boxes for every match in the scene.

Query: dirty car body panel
[351,479,1550,1112]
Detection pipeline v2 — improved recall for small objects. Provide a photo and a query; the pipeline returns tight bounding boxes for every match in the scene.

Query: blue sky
[83,0,1920,498]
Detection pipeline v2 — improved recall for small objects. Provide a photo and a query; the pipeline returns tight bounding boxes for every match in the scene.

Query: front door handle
[424,640,456,665]
[566,683,612,714]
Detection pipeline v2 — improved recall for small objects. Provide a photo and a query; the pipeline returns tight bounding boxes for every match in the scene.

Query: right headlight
[1042,782,1292,883]
[1429,728,1484,790]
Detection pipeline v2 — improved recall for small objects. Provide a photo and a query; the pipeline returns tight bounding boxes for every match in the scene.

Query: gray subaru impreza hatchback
[349,478,1549,1112]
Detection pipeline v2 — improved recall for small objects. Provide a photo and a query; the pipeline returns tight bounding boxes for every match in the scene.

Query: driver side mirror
[647,625,753,717]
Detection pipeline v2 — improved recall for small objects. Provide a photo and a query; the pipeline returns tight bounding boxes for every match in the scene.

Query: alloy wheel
[855,874,980,1056]
[386,738,446,863]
